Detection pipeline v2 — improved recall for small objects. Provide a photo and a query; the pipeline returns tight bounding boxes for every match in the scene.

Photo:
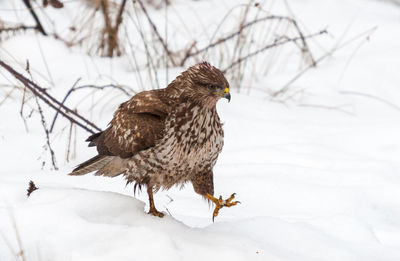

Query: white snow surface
[1,0,400,260]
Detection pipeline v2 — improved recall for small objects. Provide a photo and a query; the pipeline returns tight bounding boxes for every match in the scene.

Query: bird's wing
[100,89,170,158]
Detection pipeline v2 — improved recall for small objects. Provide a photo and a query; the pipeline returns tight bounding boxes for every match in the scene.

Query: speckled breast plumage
[124,102,224,190]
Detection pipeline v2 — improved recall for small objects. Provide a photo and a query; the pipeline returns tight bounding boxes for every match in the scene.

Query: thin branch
[115,0,128,29]
[222,29,327,73]
[181,16,285,65]
[35,96,59,170]
[0,60,100,134]
[111,0,128,56]
[50,81,131,132]
[65,120,74,162]
[135,0,176,66]
[49,77,81,133]
[8,211,27,261]
[100,0,127,57]
[100,0,115,57]
[298,103,355,116]
[339,91,400,112]
[0,25,37,33]
[21,0,47,36]
[180,15,318,66]
[19,85,30,132]
[273,26,377,97]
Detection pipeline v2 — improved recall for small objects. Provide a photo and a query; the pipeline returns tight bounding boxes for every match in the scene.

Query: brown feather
[69,155,113,176]
[94,157,127,177]
[86,132,102,147]
[102,89,170,158]
[70,62,229,201]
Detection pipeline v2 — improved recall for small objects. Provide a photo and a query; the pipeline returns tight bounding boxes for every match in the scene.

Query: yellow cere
[224,88,230,93]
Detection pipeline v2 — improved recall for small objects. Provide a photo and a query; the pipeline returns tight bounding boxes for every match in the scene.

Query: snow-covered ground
[1,0,400,260]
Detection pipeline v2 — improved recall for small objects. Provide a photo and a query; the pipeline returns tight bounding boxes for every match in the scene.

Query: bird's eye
[196,81,220,90]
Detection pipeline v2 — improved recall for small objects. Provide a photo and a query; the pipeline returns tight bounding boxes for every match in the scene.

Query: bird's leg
[206,193,240,221]
[147,187,164,217]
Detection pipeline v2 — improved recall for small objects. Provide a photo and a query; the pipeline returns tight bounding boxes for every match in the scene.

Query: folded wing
[69,89,170,176]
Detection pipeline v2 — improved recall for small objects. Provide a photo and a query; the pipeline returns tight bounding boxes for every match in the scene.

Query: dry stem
[0,60,101,134]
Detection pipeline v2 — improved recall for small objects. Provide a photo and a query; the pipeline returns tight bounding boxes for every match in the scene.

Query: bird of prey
[69,62,239,220]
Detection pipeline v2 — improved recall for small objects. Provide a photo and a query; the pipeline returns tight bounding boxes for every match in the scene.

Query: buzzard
[69,62,239,220]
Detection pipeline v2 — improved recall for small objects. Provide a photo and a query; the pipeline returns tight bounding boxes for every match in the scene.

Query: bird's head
[170,62,231,107]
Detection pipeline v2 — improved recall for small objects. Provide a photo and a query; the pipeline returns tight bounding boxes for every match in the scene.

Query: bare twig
[222,29,327,73]
[0,231,16,261]
[50,80,131,132]
[8,211,27,261]
[115,0,128,29]
[19,85,30,132]
[273,26,377,97]
[181,16,283,65]
[298,103,355,116]
[21,0,47,36]
[128,8,160,89]
[179,41,197,66]
[49,78,81,133]
[100,0,115,57]
[0,25,37,34]
[229,1,253,88]
[0,60,101,134]
[66,120,74,162]
[135,0,176,66]
[289,18,316,66]
[35,96,58,170]
[0,84,17,107]
[339,91,400,112]
[180,14,319,67]
[123,25,146,90]
[100,0,128,57]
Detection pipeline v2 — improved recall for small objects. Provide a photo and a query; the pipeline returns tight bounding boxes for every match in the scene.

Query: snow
[1,0,400,260]
[1,186,267,261]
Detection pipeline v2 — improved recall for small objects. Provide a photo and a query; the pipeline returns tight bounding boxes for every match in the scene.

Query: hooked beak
[224,92,231,102]
[218,87,231,102]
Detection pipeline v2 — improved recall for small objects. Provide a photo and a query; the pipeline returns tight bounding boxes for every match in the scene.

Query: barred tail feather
[94,157,126,177]
[69,155,114,176]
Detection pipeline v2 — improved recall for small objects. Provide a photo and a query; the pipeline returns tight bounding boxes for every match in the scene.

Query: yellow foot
[206,193,240,221]
[148,207,164,218]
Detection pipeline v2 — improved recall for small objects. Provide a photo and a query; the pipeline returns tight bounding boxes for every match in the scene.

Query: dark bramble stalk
[21,0,47,36]
[27,181,38,197]
[0,60,101,134]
